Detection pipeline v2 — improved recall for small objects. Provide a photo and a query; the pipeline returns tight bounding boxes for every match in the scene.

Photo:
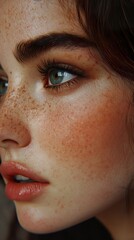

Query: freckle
[59,203,64,209]
[77,54,82,61]
[57,200,65,210]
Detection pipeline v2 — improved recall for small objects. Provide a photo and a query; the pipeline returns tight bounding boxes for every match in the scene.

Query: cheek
[35,88,128,181]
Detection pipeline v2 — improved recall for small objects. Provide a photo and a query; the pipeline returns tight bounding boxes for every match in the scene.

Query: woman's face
[0,0,134,234]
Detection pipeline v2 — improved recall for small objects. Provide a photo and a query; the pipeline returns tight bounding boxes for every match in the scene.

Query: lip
[0,161,49,202]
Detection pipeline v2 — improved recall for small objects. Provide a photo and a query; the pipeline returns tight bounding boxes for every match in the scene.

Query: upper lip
[0,161,49,183]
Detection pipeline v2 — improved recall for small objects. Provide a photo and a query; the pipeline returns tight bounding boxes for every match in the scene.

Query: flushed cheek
[36,86,129,181]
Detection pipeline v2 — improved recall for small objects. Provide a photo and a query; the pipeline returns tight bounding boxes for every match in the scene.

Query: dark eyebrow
[14,33,96,63]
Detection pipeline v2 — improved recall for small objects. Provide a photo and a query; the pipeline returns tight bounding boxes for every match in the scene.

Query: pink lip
[0,161,49,201]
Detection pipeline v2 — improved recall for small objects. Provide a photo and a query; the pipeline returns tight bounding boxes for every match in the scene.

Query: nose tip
[0,114,31,149]
[0,126,31,149]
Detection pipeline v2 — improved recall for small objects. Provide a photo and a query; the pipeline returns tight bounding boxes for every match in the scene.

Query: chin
[15,204,79,234]
[18,216,82,234]
[15,203,92,234]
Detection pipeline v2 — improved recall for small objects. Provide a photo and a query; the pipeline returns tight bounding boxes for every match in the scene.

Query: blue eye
[48,69,76,86]
[38,60,86,92]
[0,76,8,96]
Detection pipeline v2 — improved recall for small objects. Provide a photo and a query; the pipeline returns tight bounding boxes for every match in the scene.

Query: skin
[0,0,134,238]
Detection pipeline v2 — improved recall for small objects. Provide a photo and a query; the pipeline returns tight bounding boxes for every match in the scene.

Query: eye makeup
[37,59,87,93]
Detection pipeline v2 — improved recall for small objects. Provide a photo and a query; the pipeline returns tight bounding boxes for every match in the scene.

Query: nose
[0,100,31,149]
[0,115,31,148]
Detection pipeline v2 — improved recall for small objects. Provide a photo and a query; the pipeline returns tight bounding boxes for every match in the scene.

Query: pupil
[54,72,59,80]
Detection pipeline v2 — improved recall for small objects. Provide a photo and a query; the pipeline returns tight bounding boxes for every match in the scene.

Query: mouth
[0,161,49,202]
[13,175,37,183]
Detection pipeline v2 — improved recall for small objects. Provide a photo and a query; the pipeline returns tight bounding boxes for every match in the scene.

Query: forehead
[0,0,82,50]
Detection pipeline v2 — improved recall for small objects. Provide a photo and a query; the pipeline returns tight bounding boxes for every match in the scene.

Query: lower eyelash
[45,78,80,93]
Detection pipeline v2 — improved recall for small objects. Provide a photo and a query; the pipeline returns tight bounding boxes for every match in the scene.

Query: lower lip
[5,181,48,201]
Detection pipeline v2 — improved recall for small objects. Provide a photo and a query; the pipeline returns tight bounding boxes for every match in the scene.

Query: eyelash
[37,59,86,93]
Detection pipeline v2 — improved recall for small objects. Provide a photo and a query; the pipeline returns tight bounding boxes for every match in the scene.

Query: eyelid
[0,75,8,81]
[37,59,86,78]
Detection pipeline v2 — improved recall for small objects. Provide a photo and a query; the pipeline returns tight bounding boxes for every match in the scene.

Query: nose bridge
[4,83,28,114]
[0,85,31,148]
[1,79,33,118]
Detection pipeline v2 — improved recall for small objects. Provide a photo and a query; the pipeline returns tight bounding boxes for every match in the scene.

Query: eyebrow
[14,32,96,63]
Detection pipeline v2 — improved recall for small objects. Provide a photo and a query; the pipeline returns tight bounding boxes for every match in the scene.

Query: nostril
[2,139,17,144]
[2,139,19,147]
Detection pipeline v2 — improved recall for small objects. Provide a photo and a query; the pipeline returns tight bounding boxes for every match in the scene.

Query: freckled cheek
[36,97,125,175]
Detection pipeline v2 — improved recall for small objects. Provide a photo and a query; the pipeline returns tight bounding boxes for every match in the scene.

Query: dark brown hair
[75,0,134,80]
